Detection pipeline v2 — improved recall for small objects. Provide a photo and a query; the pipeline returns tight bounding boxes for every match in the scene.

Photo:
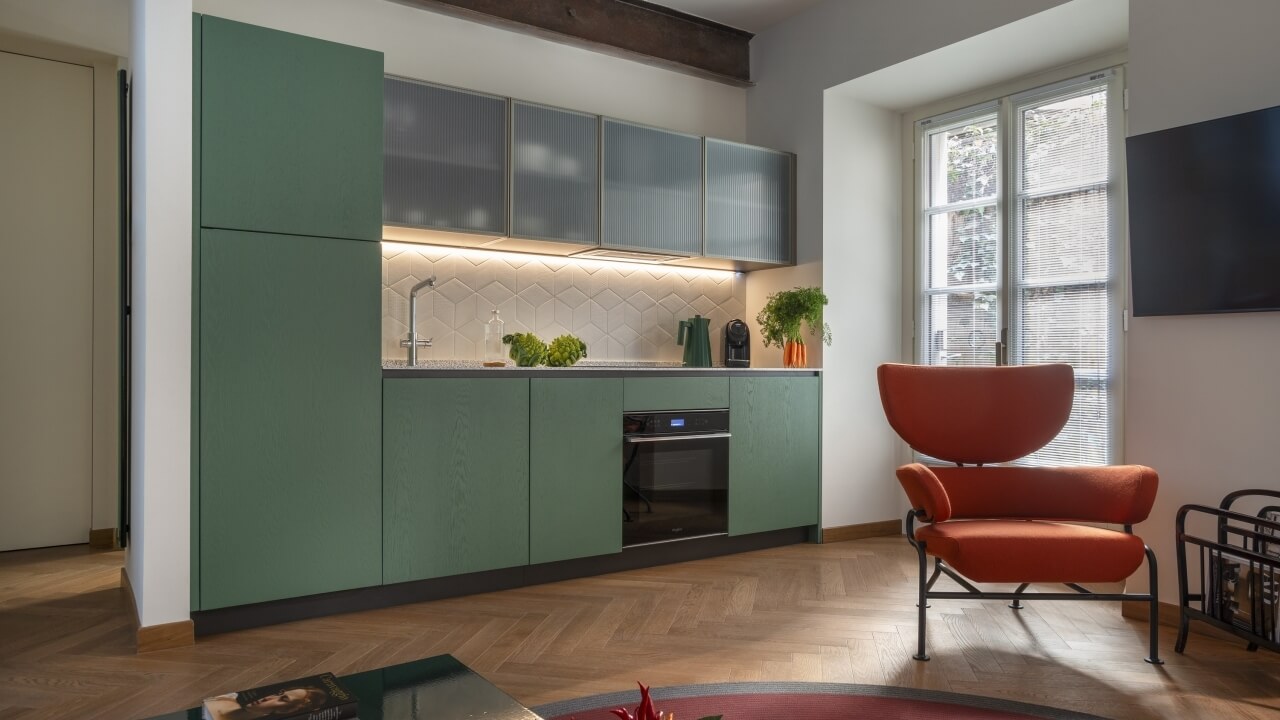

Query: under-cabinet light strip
[380,242,741,279]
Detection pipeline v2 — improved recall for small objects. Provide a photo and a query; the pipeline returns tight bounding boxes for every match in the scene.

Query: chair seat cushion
[914,520,1146,584]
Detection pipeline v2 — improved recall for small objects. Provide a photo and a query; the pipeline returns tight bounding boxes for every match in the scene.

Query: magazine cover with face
[202,672,357,720]
[1212,552,1279,642]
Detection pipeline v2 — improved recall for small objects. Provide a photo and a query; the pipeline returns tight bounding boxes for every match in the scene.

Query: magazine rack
[1175,489,1280,655]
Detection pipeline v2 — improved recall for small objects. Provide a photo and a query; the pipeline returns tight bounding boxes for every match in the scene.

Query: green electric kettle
[677,314,713,368]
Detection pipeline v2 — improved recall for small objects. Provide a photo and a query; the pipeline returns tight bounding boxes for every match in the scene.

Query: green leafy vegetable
[546,334,588,367]
[755,286,832,349]
[502,332,548,367]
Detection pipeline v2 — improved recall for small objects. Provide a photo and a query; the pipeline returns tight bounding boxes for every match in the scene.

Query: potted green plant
[755,286,832,368]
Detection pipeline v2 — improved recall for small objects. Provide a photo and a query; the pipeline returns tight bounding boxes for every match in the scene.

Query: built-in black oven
[622,409,729,547]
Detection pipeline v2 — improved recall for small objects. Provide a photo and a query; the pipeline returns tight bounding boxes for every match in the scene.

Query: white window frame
[912,67,1127,465]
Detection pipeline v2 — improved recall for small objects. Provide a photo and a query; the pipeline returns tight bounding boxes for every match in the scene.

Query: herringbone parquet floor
[2,538,1278,720]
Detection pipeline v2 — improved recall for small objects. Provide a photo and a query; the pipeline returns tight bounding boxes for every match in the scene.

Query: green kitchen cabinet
[200,16,383,241]
[623,376,729,412]
[198,229,382,610]
[530,378,622,564]
[728,376,820,535]
[383,379,530,583]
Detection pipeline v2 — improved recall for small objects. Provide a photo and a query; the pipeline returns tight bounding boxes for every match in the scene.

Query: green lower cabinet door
[383,378,530,583]
[729,376,821,535]
[199,229,382,609]
[530,379,623,564]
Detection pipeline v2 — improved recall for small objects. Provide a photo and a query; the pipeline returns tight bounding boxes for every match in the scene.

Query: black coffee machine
[724,319,750,368]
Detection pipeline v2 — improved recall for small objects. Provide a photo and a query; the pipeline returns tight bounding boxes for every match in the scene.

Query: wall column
[127,0,193,641]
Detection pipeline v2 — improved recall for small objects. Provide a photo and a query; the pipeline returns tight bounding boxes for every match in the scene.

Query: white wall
[0,0,130,56]
[746,0,1067,527]
[90,57,121,534]
[819,95,902,526]
[193,0,745,142]
[127,0,192,628]
[1124,0,1280,600]
[0,27,123,537]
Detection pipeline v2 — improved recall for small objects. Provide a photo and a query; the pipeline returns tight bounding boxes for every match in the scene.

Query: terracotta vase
[783,339,808,368]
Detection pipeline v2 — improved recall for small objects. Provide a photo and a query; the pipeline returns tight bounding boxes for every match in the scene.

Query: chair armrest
[896,463,952,522]
[932,465,1159,524]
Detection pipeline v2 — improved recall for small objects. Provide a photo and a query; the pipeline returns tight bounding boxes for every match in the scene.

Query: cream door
[0,51,94,551]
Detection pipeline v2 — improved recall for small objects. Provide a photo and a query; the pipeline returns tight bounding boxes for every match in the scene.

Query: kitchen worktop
[382,359,821,378]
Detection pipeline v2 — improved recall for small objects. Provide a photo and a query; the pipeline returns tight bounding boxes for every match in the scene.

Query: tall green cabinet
[728,376,821,536]
[193,15,385,610]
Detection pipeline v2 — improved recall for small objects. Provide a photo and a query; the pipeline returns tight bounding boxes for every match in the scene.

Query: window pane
[1017,283,1109,372]
[928,205,998,288]
[1018,377,1109,467]
[1022,90,1108,193]
[1021,187,1109,282]
[922,292,998,366]
[928,119,997,206]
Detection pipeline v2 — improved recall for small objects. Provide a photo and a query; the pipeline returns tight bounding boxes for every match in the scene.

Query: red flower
[608,683,662,720]
[576,681,720,720]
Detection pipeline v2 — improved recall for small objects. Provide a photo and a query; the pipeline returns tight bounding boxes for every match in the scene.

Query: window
[915,69,1124,465]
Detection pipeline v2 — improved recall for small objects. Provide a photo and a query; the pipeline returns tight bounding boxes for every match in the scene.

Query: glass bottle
[483,309,506,367]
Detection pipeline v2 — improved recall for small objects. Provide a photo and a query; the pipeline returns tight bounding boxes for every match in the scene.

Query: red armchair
[877,362,1163,664]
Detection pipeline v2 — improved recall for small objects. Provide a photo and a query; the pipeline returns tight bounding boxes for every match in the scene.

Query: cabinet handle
[624,432,732,444]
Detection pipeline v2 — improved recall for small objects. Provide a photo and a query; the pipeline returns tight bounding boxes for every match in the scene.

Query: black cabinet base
[193,527,811,636]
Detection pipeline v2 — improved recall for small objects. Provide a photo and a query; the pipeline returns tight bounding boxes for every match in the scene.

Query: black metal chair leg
[1009,582,1030,610]
[914,541,930,661]
[1144,546,1164,665]
[1175,614,1190,654]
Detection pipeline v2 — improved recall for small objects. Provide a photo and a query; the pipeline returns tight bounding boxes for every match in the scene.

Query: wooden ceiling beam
[394,0,753,87]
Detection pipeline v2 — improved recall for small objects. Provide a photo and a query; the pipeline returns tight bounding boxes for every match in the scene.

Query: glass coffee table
[147,654,543,720]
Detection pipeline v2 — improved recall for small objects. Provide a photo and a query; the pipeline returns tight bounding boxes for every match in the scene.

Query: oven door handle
[624,432,732,443]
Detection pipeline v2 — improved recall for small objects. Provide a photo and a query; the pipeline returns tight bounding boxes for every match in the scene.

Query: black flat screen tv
[1126,104,1280,316]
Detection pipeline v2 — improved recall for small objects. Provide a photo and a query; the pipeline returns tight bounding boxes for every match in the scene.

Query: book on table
[201,672,358,720]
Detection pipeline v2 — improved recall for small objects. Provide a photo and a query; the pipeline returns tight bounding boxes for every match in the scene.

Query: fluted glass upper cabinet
[510,102,600,248]
[705,139,795,265]
[383,78,508,244]
[602,119,703,257]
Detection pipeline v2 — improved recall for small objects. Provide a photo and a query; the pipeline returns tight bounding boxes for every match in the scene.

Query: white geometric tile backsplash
[382,244,747,364]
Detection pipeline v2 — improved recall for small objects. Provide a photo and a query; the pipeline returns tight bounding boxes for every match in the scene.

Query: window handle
[995,328,1009,366]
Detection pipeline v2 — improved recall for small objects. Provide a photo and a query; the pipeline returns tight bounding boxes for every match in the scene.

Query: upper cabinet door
[384,78,508,238]
[200,17,383,242]
[511,102,599,246]
[705,139,794,265]
[602,119,702,256]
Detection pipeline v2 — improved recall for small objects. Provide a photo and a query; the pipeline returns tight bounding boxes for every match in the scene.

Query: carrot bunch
[783,340,807,368]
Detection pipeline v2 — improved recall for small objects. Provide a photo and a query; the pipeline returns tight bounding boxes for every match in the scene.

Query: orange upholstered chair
[877,363,1163,664]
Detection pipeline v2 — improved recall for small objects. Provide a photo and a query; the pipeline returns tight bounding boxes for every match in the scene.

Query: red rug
[534,683,1105,720]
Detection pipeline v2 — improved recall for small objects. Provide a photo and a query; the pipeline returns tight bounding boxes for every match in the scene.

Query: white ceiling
[652,0,827,33]
[829,0,1127,110]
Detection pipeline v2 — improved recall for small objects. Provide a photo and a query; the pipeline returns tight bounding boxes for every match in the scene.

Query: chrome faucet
[400,276,436,365]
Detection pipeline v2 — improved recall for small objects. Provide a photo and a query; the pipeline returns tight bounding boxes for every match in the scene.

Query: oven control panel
[623,409,730,436]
